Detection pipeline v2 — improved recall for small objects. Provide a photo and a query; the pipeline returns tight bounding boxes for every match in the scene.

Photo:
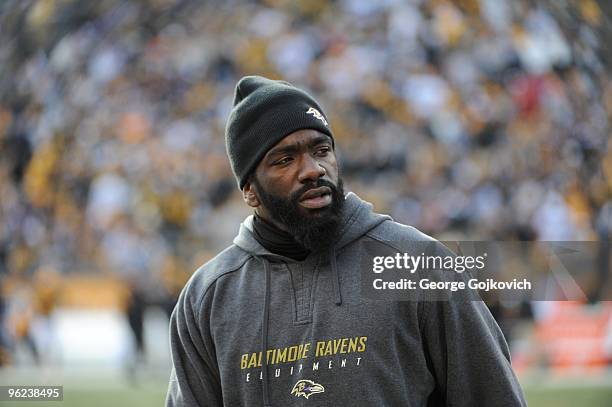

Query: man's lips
[299,186,332,209]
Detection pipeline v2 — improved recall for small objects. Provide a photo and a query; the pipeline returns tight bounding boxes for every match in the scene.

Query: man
[166,76,526,406]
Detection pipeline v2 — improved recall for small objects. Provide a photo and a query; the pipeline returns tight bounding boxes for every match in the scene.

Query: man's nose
[298,155,326,183]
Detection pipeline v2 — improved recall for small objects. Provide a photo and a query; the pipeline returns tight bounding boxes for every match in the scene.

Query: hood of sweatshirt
[233,191,391,260]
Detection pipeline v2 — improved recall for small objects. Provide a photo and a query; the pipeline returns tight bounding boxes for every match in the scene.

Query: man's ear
[243,181,260,208]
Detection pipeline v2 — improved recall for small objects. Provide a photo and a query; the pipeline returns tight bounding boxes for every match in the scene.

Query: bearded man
[165,76,526,407]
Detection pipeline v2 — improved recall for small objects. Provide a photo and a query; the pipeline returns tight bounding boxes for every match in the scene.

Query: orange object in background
[59,275,131,310]
[535,301,612,371]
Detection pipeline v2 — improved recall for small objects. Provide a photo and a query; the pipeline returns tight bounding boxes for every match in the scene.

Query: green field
[525,386,612,407]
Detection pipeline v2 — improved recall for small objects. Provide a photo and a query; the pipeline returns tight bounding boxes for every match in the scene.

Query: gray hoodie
[166,192,526,406]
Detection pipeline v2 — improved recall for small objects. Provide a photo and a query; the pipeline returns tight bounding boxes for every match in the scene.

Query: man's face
[243,129,345,250]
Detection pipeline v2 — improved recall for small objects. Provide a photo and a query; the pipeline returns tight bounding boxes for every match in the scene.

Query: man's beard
[253,177,345,252]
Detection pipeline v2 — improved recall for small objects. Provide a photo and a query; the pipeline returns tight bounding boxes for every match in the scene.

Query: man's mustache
[290,179,339,204]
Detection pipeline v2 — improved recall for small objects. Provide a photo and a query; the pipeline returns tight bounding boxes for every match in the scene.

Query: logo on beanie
[306,107,328,127]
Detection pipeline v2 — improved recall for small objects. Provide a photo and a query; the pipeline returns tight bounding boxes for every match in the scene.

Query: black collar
[252,214,310,261]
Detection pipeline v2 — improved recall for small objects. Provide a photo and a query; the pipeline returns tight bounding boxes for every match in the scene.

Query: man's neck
[252,213,310,261]
[254,207,289,232]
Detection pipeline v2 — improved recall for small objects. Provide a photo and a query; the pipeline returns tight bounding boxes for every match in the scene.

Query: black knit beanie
[225,75,334,189]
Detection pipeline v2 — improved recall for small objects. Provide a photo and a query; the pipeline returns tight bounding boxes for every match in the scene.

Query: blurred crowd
[0,0,611,367]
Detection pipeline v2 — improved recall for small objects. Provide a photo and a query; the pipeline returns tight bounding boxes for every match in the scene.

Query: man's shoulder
[367,219,436,246]
[193,244,252,285]
[182,244,252,301]
[366,219,455,257]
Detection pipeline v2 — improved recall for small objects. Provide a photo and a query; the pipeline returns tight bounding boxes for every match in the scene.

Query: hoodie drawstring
[261,259,272,407]
[330,247,342,306]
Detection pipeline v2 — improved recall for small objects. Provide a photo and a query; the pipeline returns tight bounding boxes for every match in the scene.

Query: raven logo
[290,379,325,399]
[306,107,328,126]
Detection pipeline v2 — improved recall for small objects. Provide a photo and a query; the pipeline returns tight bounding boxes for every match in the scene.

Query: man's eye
[315,147,330,156]
[274,156,293,165]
